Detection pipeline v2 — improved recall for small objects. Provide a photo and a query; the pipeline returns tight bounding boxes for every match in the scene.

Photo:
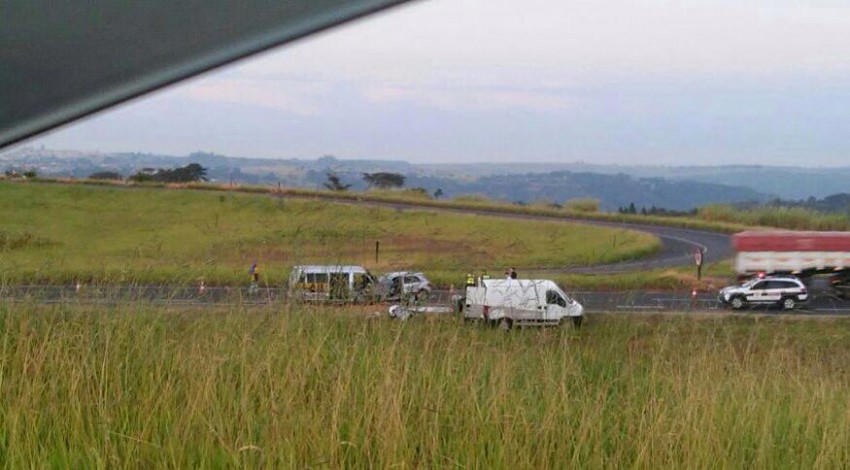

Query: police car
[718,275,808,310]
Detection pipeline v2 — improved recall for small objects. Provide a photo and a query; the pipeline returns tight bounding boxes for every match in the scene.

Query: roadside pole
[693,248,704,310]
[695,248,704,280]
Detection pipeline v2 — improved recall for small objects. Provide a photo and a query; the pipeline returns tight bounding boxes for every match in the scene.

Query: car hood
[720,286,746,296]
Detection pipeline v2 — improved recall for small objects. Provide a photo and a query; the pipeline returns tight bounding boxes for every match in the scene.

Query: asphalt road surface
[5,285,850,314]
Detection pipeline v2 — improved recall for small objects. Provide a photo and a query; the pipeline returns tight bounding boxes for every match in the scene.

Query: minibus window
[329,273,350,300]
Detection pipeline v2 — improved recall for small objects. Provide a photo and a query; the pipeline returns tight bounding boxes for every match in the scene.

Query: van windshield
[545,290,568,307]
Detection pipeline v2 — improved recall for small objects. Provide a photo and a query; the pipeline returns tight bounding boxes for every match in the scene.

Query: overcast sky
[23,0,850,166]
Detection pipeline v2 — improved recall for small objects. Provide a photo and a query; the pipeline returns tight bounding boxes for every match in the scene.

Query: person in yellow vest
[466,273,475,287]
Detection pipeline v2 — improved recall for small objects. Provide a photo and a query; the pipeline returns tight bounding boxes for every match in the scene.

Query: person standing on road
[466,273,475,287]
[510,267,518,279]
[249,261,260,295]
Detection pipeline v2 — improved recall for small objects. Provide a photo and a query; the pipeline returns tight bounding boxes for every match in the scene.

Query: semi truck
[733,231,850,276]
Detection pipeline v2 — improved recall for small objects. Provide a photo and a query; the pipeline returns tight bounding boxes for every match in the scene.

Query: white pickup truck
[464,279,584,329]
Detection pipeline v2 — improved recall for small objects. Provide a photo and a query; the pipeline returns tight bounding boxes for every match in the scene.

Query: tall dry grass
[697,204,850,231]
[1,303,850,467]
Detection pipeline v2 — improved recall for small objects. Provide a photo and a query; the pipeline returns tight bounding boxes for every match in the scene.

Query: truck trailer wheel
[498,318,513,331]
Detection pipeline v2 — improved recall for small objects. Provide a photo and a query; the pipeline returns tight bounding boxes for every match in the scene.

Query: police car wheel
[730,296,745,310]
[782,297,796,310]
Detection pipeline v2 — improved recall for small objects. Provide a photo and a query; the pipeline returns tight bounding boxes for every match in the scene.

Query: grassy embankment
[30,176,759,233]
[0,182,660,287]
[22,176,850,233]
[698,203,850,231]
[2,303,850,467]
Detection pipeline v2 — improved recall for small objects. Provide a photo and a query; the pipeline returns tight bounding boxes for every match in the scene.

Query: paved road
[285,194,733,274]
[5,285,850,314]
[572,290,850,314]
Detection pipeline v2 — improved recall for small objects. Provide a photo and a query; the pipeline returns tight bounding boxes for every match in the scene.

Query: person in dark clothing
[509,267,518,279]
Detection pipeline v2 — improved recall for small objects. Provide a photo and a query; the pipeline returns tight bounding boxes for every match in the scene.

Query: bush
[402,187,432,199]
[564,198,600,213]
[89,171,123,180]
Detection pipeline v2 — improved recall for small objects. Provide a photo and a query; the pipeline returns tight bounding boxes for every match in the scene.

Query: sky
[22,0,850,166]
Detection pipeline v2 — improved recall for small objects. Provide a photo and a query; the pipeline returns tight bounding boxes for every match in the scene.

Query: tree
[128,171,155,183]
[628,202,637,214]
[362,172,405,189]
[323,172,351,191]
[127,163,208,183]
[89,171,123,180]
[434,188,444,199]
[169,163,207,182]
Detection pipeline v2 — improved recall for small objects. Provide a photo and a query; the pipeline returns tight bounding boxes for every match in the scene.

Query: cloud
[362,85,572,112]
[178,77,325,116]
[232,0,850,87]
[21,0,850,166]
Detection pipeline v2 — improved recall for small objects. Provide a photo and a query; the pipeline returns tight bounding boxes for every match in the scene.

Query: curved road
[290,194,733,274]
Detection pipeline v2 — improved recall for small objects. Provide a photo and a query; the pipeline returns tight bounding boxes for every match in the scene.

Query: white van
[288,265,377,303]
[464,279,584,329]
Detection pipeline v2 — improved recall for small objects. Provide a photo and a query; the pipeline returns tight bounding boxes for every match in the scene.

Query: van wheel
[571,316,583,328]
[730,296,746,310]
[414,290,427,302]
[782,297,796,310]
[498,318,513,331]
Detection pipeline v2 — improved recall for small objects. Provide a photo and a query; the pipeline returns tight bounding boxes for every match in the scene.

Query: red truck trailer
[733,231,850,275]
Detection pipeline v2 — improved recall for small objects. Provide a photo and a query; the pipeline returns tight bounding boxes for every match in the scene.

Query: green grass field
[0,182,659,286]
[3,303,850,467]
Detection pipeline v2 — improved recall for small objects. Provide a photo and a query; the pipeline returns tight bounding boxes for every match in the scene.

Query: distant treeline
[89,163,208,183]
[617,203,697,217]
[734,193,850,214]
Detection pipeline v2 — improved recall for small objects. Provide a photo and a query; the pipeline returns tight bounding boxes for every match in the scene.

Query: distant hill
[421,162,850,200]
[405,171,767,211]
[0,147,798,210]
